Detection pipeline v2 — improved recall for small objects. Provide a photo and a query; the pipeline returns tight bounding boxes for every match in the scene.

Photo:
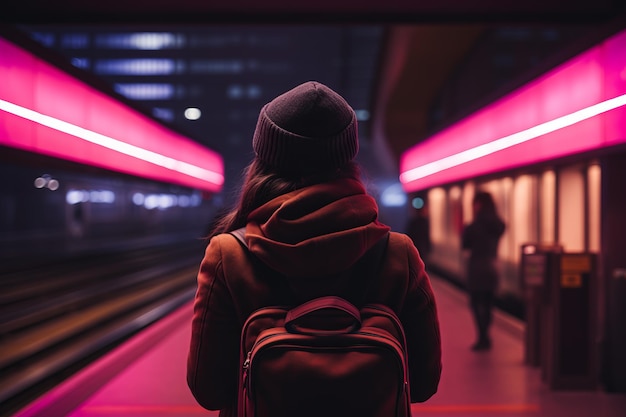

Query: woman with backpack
[187,81,442,416]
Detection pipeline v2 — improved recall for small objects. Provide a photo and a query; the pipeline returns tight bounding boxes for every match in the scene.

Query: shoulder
[389,230,411,244]
[201,232,247,272]
[207,232,244,253]
[388,231,417,253]
[385,231,424,274]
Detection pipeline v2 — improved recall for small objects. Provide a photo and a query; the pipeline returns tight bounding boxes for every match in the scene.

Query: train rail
[0,241,205,416]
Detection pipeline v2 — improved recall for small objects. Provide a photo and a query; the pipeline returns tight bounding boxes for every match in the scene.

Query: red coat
[187,178,442,416]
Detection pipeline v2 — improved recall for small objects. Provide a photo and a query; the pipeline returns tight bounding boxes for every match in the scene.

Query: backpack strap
[353,233,389,304]
[230,227,246,246]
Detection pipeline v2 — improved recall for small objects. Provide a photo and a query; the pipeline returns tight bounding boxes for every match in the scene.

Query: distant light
[34,177,47,189]
[144,194,159,210]
[131,192,200,210]
[96,33,180,50]
[143,193,177,210]
[114,83,174,100]
[523,245,537,254]
[153,107,174,122]
[228,85,244,99]
[95,59,176,76]
[190,193,202,207]
[34,174,60,190]
[190,60,244,74]
[132,193,145,206]
[90,190,115,203]
[47,179,60,191]
[129,33,179,50]
[66,189,115,204]
[355,109,370,121]
[178,195,191,207]
[227,84,262,100]
[247,85,262,99]
[61,34,89,49]
[66,190,89,205]
[30,32,55,47]
[412,197,425,209]
[71,57,90,69]
[184,107,202,120]
[381,183,407,207]
[158,194,177,209]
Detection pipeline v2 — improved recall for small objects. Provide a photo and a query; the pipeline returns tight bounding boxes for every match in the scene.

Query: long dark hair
[207,159,363,239]
[473,190,497,215]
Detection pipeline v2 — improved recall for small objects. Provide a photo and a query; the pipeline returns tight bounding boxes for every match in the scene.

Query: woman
[187,81,442,416]
[462,191,506,351]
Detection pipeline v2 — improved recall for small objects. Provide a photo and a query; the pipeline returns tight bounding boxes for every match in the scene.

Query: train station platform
[11,275,626,417]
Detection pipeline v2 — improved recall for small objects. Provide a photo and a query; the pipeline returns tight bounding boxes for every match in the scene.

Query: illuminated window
[95,59,178,75]
[587,164,601,252]
[30,32,55,47]
[95,33,183,50]
[190,34,242,48]
[511,175,537,263]
[247,85,261,99]
[540,170,556,243]
[66,189,115,205]
[61,34,89,49]
[132,192,201,210]
[558,166,585,251]
[228,85,244,99]
[227,84,262,100]
[189,60,244,74]
[427,188,447,245]
[71,57,90,69]
[153,107,174,122]
[114,83,175,100]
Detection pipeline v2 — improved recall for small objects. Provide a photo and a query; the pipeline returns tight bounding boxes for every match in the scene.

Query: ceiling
[2,1,623,24]
[2,1,625,197]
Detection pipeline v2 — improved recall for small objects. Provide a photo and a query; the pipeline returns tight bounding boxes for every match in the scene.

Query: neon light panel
[400,93,626,184]
[0,36,223,192]
[0,99,223,186]
[399,29,626,192]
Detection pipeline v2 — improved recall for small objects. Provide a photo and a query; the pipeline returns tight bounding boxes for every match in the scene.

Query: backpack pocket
[238,296,411,417]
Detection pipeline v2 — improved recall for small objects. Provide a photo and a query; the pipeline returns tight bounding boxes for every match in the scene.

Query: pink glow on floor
[65,307,214,417]
[12,277,626,417]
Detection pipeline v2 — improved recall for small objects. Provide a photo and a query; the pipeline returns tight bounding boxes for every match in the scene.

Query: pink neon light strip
[0,37,224,193]
[399,29,626,192]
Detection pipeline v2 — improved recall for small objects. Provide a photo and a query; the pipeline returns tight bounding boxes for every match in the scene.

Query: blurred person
[462,191,505,351]
[187,81,442,416]
[406,203,432,264]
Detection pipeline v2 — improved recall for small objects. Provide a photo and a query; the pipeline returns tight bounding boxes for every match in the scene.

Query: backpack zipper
[244,330,408,395]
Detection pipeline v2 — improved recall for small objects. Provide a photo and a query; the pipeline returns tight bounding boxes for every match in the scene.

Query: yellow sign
[561,273,583,288]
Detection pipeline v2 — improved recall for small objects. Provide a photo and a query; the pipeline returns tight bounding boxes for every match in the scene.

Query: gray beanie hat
[252,81,358,175]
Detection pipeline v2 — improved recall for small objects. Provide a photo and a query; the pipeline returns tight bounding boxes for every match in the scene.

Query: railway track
[0,240,204,416]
